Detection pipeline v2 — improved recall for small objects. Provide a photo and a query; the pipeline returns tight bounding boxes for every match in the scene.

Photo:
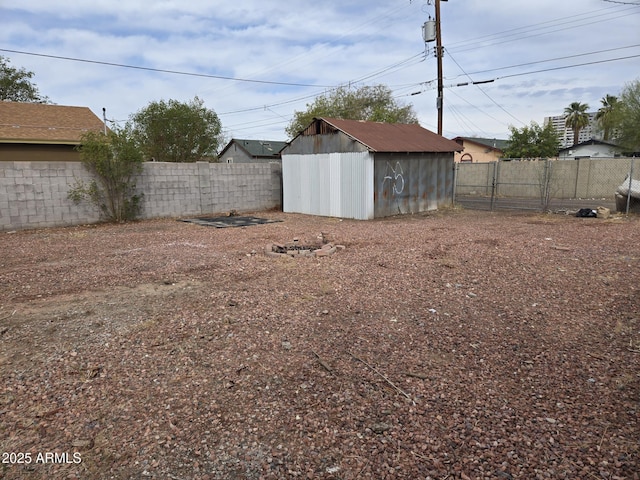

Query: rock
[72,439,93,448]
[370,422,391,434]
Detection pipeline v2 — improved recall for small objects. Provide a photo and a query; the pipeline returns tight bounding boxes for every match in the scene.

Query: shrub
[69,126,144,222]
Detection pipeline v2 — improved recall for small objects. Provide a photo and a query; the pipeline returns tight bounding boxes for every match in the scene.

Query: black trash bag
[576,208,597,218]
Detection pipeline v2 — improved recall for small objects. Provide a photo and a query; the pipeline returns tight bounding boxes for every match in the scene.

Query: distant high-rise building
[544,112,601,148]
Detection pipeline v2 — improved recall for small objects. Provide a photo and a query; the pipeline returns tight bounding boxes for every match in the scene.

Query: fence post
[452,161,458,207]
[542,159,551,211]
[626,157,635,215]
[490,161,498,211]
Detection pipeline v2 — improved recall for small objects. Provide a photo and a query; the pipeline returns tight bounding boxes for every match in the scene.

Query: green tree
[69,126,144,222]
[564,101,590,146]
[595,94,619,141]
[285,85,418,138]
[614,79,640,152]
[0,55,50,103]
[131,96,223,162]
[503,121,560,159]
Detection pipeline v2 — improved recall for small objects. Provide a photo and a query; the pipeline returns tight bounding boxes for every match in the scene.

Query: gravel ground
[0,209,638,480]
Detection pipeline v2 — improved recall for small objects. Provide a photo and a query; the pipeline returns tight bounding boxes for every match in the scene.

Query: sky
[1,0,639,145]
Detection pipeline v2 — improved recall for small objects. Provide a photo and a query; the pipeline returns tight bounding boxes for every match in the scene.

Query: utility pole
[435,0,446,136]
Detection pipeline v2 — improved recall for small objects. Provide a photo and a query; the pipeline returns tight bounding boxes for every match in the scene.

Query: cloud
[1,0,638,140]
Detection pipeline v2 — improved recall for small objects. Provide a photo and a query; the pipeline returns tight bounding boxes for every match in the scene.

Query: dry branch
[0,310,17,322]
[402,371,429,380]
[312,350,334,374]
[348,352,415,405]
[587,352,606,361]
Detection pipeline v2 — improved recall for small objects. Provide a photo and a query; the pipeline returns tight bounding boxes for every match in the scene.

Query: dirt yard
[1,209,638,479]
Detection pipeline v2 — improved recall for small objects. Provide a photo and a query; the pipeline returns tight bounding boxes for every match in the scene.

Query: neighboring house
[218,138,287,164]
[558,139,620,160]
[451,136,508,163]
[0,101,106,162]
[281,117,462,220]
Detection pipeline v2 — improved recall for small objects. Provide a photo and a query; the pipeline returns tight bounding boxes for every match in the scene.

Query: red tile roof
[319,117,462,153]
[0,101,105,144]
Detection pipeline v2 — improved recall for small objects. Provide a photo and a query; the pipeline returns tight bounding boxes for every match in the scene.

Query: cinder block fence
[0,161,282,231]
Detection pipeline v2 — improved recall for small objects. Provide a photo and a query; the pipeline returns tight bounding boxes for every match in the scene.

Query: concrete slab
[180,216,282,228]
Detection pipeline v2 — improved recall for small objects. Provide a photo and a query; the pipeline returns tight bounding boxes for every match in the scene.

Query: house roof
[452,136,509,152]
[306,117,462,153]
[0,101,105,145]
[219,138,287,158]
[557,138,619,152]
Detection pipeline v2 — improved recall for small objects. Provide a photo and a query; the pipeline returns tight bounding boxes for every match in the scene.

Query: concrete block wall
[208,162,279,213]
[0,161,100,231]
[137,162,202,218]
[1,161,282,231]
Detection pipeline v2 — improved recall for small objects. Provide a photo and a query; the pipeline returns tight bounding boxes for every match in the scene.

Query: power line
[446,44,640,79]
[0,48,336,88]
[446,88,511,128]
[350,52,427,85]
[445,48,525,126]
[497,53,640,80]
[447,103,490,137]
[407,53,640,95]
[446,5,639,54]
[232,49,640,135]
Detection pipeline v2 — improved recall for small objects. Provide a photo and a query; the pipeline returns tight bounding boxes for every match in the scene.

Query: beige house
[0,101,106,162]
[451,136,508,163]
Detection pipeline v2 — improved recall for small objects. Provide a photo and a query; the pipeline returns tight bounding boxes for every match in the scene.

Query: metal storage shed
[281,117,462,220]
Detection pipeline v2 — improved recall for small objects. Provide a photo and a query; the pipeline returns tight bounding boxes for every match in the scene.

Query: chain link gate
[454,157,637,214]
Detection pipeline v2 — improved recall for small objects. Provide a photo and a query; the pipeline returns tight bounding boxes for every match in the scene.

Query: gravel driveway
[1,209,638,479]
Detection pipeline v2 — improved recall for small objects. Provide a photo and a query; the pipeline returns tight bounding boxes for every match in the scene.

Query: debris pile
[265,237,344,258]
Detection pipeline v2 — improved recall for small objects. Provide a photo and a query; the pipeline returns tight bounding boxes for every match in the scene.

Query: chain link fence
[454,157,638,214]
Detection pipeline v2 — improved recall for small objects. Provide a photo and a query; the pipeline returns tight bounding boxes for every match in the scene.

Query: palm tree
[564,102,590,146]
[595,94,618,141]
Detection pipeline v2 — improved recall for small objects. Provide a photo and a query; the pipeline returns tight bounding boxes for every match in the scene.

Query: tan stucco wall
[454,141,502,163]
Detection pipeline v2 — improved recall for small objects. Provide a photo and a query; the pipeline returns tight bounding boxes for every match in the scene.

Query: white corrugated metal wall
[282,152,374,220]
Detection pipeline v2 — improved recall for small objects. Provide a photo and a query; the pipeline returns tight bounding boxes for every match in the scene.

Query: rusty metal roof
[0,101,105,144]
[316,117,462,153]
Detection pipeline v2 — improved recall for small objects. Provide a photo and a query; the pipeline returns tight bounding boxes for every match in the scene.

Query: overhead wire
[405,53,640,95]
[222,3,640,133]
[496,53,640,81]
[4,2,637,137]
[447,103,489,137]
[349,52,427,85]
[445,48,525,126]
[446,5,640,54]
[0,48,335,88]
[446,88,510,128]
[446,44,640,79]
